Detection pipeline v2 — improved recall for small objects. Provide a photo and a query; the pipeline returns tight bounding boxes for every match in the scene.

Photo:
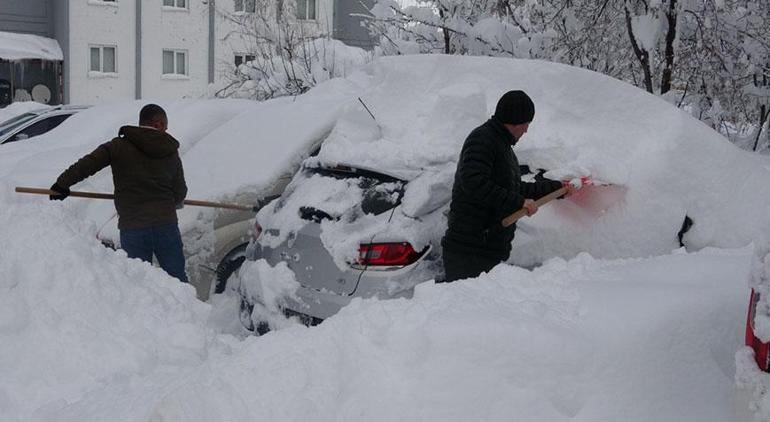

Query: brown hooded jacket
[56,126,187,230]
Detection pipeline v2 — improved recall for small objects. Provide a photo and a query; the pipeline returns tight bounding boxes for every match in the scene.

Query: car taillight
[357,242,424,267]
[746,289,770,371]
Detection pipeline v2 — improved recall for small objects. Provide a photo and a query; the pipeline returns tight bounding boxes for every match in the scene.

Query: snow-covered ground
[1,55,768,421]
[0,186,754,421]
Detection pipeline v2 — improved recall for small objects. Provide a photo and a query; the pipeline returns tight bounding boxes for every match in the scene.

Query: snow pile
[0,31,63,61]
[237,260,301,330]
[182,77,363,199]
[0,185,214,421]
[34,247,750,422]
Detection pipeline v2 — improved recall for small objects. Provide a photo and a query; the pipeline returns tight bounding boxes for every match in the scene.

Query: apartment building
[0,0,373,105]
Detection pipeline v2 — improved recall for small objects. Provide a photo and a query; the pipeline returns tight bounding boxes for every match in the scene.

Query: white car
[0,105,89,145]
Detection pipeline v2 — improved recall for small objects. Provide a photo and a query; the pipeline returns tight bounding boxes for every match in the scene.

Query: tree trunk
[753,104,768,151]
[624,4,654,93]
[438,7,452,54]
[660,0,677,94]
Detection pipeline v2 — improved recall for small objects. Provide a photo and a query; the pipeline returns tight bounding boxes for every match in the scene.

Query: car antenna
[358,97,377,122]
[358,97,383,137]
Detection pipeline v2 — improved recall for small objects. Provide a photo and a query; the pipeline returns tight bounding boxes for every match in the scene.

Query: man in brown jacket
[49,104,189,283]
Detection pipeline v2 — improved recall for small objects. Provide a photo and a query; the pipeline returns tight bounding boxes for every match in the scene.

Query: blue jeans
[120,223,189,283]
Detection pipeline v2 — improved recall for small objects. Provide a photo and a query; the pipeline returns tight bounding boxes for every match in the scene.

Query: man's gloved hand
[561,180,576,197]
[49,183,70,201]
[522,199,538,216]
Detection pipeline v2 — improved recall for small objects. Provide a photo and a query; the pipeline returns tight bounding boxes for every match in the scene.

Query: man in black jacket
[441,90,568,282]
[49,104,189,283]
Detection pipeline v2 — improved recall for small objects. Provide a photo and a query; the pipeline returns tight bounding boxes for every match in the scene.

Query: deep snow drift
[0,55,766,421]
[0,185,752,421]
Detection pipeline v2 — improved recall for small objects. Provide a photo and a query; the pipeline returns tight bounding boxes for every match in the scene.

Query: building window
[163,0,187,8]
[234,54,255,67]
[296,0,316,20]
[88,0,118,6]
[234,0,256,13]
[163,50,187,76]
[90,45,117,73]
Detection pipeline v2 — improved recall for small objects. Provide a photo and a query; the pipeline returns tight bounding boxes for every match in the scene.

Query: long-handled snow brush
[15,187,255,212]
[502,177,609,227]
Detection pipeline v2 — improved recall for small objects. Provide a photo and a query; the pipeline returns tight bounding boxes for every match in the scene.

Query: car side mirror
[15,133,29,141]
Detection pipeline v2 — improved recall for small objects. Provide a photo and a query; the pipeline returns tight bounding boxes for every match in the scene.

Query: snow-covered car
[0,105,89,145]
[236,54,770,334]
[242,162,442,326]
[746,290,768,371]
[736,289,770,421]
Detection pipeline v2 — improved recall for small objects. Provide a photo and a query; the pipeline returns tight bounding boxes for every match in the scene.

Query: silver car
[241,163,445,330]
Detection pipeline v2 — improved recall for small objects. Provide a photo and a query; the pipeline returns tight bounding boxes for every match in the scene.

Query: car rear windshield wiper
[299,206,333,223]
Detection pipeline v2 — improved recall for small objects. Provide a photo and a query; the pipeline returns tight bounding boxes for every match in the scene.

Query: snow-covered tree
[364,0,770,150]
[365,0,554,58]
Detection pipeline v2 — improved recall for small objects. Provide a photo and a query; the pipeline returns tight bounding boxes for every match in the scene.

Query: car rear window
[0,113,38,136]
[309,165,405,216]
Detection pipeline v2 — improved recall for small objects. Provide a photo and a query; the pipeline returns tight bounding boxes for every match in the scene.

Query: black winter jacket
[441,117,561,261]
[56,126,187,230]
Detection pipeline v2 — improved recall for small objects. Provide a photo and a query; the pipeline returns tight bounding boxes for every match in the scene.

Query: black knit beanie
[493,90,535,125]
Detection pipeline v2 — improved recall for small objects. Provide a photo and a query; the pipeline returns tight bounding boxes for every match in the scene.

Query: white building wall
[68,0,136,104]
[141,1,210,100]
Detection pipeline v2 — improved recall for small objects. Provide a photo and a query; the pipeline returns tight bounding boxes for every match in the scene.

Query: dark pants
[441,248,502,283]
[120,223,188,283]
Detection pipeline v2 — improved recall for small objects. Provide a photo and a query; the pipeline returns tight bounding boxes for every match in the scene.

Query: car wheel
[213,243,248,294]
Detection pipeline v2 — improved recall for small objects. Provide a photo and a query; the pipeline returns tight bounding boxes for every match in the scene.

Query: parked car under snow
[0,105,88,145]
[234,54,768,333]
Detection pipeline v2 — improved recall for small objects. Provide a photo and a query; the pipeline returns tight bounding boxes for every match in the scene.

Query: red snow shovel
[15,187,254,212]
[501,177,608,227]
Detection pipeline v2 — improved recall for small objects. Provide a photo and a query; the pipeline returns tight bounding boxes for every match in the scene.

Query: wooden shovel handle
[501,186,567,227]
[182,199,253,211]
[16,187,114,200]
[15,187,254,212]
